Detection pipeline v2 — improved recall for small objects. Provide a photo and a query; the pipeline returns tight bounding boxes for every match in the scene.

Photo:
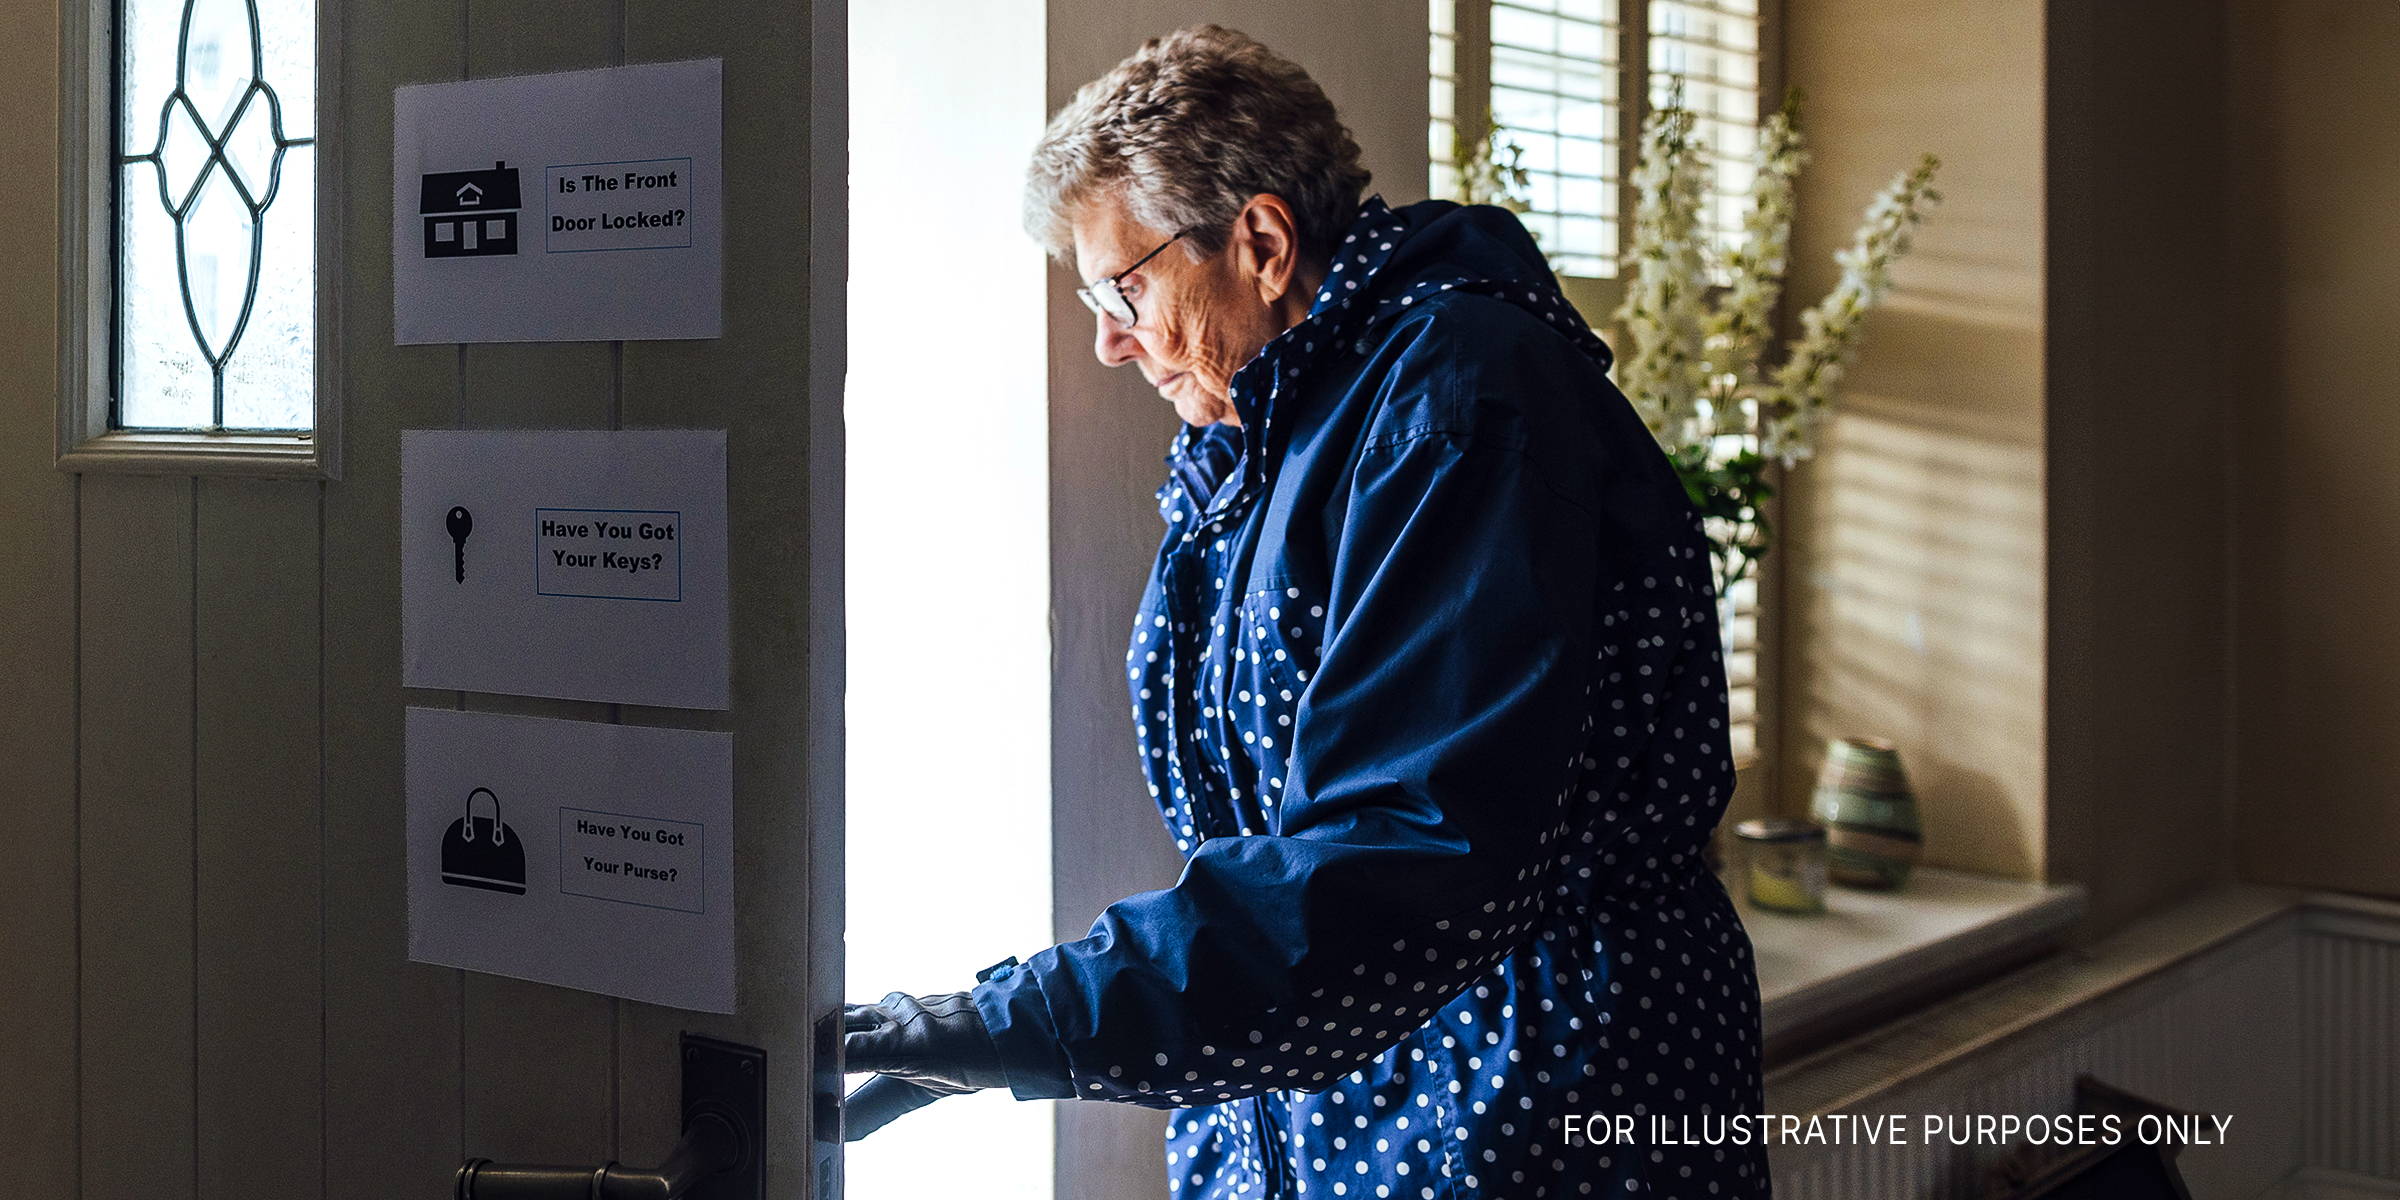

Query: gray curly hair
[1024,25,1371,268]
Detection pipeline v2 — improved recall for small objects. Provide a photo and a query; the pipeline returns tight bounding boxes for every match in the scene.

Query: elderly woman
[846,25,1768,1199]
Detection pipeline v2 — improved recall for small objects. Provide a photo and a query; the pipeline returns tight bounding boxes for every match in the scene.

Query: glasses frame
[1076,228,1196,328]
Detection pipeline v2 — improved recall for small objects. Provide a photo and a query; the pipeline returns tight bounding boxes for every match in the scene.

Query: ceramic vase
[1809,737,1922,888]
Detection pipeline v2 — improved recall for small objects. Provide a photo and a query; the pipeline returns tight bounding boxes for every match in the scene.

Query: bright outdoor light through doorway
[845,1,1053,1196]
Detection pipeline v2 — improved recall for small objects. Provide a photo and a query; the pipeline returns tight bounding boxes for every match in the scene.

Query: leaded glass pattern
[119,0,316,431]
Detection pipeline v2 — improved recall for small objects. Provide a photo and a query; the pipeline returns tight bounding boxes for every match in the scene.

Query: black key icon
[447,506,474,583]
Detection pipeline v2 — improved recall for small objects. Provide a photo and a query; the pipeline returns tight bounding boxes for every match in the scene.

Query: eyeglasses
[1076,228,1195,328]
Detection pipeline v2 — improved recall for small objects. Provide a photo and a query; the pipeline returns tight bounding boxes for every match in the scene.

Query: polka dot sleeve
[975,421,1606,1110]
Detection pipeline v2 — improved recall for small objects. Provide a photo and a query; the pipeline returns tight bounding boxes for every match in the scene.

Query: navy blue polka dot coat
[971,198,1770,1199]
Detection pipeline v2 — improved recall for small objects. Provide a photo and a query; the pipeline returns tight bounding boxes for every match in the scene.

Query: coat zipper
[1252,1093,1294,1199]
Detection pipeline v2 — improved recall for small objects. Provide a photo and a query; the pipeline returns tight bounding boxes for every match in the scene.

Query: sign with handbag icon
[406,706,735,1013]
[441,787,527,894]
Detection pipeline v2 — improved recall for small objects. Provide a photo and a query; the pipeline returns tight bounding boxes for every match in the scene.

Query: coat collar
[1164,195,1619,536]
[1224,196,1415,434]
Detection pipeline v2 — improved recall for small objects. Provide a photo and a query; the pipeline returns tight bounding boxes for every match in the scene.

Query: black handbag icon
[441,787,527,894]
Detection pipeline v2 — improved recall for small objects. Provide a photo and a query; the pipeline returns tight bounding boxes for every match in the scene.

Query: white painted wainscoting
[2301,909,2400,1183]
[1762,891,2400,1200]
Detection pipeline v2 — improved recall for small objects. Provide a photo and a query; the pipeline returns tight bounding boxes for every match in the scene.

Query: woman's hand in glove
[842,990,1011,1094]
[842,1075,948,1142]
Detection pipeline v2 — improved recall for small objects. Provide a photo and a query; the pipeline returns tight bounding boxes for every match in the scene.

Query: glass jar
[1735,819,1828,915]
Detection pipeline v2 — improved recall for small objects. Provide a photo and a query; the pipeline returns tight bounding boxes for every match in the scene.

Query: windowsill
[57,429,332,479]
[1735,866,2088,1064]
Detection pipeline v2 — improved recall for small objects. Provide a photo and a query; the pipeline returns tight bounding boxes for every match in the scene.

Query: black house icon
[421,161,523,258]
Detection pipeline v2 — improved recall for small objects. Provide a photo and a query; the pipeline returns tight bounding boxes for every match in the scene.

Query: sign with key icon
[400,430,728,709]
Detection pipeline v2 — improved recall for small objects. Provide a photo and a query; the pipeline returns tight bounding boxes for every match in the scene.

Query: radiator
[1763,895,2400,1200]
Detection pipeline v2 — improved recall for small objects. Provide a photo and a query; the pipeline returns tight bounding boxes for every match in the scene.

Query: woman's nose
[1094,311,1141,367]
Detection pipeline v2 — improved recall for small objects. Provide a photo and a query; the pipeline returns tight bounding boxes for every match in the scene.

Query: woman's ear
[1232,194,1303,304]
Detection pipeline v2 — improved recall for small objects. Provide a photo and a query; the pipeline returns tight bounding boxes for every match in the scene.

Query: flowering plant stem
[1451,109,1533,214]
[1612,85,1939,591]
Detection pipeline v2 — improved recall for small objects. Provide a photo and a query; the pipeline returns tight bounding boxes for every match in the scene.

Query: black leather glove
[843,990,1011,1094]
[842,1074,949,1142]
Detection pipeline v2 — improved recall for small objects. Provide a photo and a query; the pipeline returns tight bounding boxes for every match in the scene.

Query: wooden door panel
[323,1,475,1191]
[195,477,325,1200]
[79,475,198,1200]
[16,0,842,1195]
[462,975,620,1161]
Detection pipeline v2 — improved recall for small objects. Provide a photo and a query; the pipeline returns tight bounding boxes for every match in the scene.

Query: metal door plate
[682,1034,765,1200]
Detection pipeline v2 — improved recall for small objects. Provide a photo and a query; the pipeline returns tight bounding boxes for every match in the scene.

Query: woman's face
[1071,196,1314,429]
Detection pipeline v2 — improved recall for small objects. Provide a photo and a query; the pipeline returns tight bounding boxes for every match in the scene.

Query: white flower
[1612,77,1713,448]
[1604,91,1938,591]
[1448,110,1533,215]
[1757,154,1942,463]
[1703,105,1806,401]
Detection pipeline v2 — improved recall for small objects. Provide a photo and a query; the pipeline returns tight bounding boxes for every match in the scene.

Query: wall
[0,0,843,1194]
[2229,0,2400,902]
[1777,0,2049,881]
[0,0,74,1189]
[1780,0,2248,939]
[1041,6,1427,1197]
[2042,0,2238,935]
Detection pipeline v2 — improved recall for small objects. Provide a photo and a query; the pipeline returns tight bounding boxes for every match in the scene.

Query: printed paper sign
[407,707,735,1012]
[559,807,706,911]
[402,430,729,710]
[535,509,683,601]
[545,160,695,252]
[394,60,722,342]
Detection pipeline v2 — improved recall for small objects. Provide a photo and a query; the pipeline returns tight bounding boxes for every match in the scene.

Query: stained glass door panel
[119,0,315,431]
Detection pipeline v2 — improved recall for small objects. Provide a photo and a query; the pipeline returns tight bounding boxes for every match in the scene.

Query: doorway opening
[843,1,1053,1196]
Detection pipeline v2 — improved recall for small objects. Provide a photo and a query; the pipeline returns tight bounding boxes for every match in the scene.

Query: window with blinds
[1429,0,1464,201]
[1721,575,1758,763]
[1487,0,1620,278]
[1648,0,1761,269]
[1429,0,1763,279]
[1430,0,1768,767]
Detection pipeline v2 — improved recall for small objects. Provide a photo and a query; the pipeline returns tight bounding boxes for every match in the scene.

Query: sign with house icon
[393,60,722,342]
[421,162,522,258]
